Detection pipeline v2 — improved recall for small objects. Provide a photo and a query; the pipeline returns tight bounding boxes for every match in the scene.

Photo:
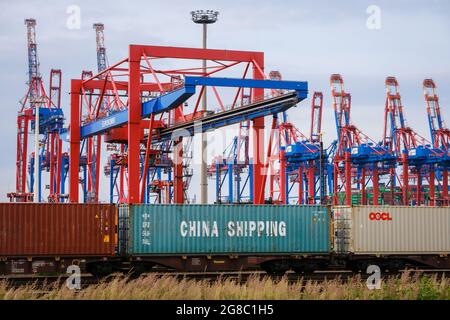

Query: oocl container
[0,203,117,257]
[333,206,450,254]
[125,204,330,255]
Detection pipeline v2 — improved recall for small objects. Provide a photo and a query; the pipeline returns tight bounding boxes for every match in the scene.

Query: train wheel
[292,261,323,274]
[87,262,115,278]
[260,261,288,276]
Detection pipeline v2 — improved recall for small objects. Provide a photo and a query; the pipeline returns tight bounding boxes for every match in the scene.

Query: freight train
[0,203,449,276]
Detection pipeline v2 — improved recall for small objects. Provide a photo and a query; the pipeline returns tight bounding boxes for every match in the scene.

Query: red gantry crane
[383,77,442,206]
[82,23,108,202]
[68,45,307,204]
[331,74,395,206]
[282,92,328,205]
[423,79,449,205]
[8,19,64,202]
[259,71,328,205]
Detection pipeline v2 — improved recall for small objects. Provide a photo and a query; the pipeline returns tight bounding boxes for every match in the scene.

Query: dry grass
[0,271,449,300]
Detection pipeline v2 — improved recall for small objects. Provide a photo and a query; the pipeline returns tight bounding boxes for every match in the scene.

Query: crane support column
[127,46,141,204]
[373,164,379,205]
[298,167,303,204]
[429,168,435,206]
[402,152,409,205]
[174,106,184,204]
[361,168,366,205]
[416,168,421,206]
[333,164,338,205]
[443,170,448,205]
[345,151,351,205]
[280,148,286,204]
[308,164,315,204]
[69,80,81,203]
[252,57,265,204]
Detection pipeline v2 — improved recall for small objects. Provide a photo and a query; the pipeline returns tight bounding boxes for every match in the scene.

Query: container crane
[284,92,329,204]
[79,23,109,203]
[383,77,442,206]
[8,19,64,202]
[93,23,107,74]
[331,74,395,206]
[245,72,328,205]
[423,79,449,205]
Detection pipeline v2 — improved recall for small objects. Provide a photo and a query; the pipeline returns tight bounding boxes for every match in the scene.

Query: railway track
[2,269,448,288]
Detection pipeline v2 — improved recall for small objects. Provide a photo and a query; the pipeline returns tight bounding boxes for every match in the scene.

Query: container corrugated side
[340,206,450,254]
[127,204,330,255]
[0,203,117,256]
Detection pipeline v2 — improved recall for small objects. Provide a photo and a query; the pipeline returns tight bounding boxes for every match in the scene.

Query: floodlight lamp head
[190,10,219,24]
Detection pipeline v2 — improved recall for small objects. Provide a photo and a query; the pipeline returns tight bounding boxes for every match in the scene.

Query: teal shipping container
[125,205,330,255]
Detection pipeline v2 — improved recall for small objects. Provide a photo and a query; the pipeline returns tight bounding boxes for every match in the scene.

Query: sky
[0,0,449,202]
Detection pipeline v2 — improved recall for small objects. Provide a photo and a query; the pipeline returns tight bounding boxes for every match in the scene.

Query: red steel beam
[416,169,422,206]
[345,151,352,206]
[361,168,366,205]
[137,45,264,63]
[298,167,303,204]
[140,114,155,202]
[82,80,173,92]
[69,80,82,202]
[443,170,448,205]
[373,165,379,205]
[173,105,184,204]
[127,46,142,204]
[280,149,286,204]
[402,152,409,205]
[252,56,265,204]
[429,168,435,207]
[333,163,338,205]
[308,165,315,205]
[258,117,276,204]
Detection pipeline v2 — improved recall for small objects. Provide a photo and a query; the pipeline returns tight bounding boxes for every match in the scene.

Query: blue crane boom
[80,76,308,139]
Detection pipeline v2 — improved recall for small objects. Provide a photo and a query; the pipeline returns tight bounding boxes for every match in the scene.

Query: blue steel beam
[184,76,307,93]
[80,76,308,139]
[81,86,195,138]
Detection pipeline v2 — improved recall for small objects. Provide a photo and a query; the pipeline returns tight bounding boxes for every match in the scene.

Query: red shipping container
[0,203,117,257]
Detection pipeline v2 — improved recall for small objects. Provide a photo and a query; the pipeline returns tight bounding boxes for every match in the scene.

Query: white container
[333,206,450,254]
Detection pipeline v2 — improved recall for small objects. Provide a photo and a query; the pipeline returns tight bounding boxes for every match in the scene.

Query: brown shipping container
[333,206,450,254]
[0,203,117,257]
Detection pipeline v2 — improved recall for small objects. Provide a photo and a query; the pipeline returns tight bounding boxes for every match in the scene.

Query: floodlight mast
[190,10,219,204]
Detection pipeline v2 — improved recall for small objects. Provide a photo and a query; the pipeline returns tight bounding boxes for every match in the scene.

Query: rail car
[0,203,449,277]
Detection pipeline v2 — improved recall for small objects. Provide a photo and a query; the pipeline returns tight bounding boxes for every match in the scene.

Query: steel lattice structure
[331,74,396,206]
[423,79,449,205]
[283,92,329,205]
[383,77,444,206]
[8,19,65,202]
[68,44,308,204]
[7,20,447,208]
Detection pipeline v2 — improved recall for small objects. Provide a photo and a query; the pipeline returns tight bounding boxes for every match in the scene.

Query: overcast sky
[0,0,449,202]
